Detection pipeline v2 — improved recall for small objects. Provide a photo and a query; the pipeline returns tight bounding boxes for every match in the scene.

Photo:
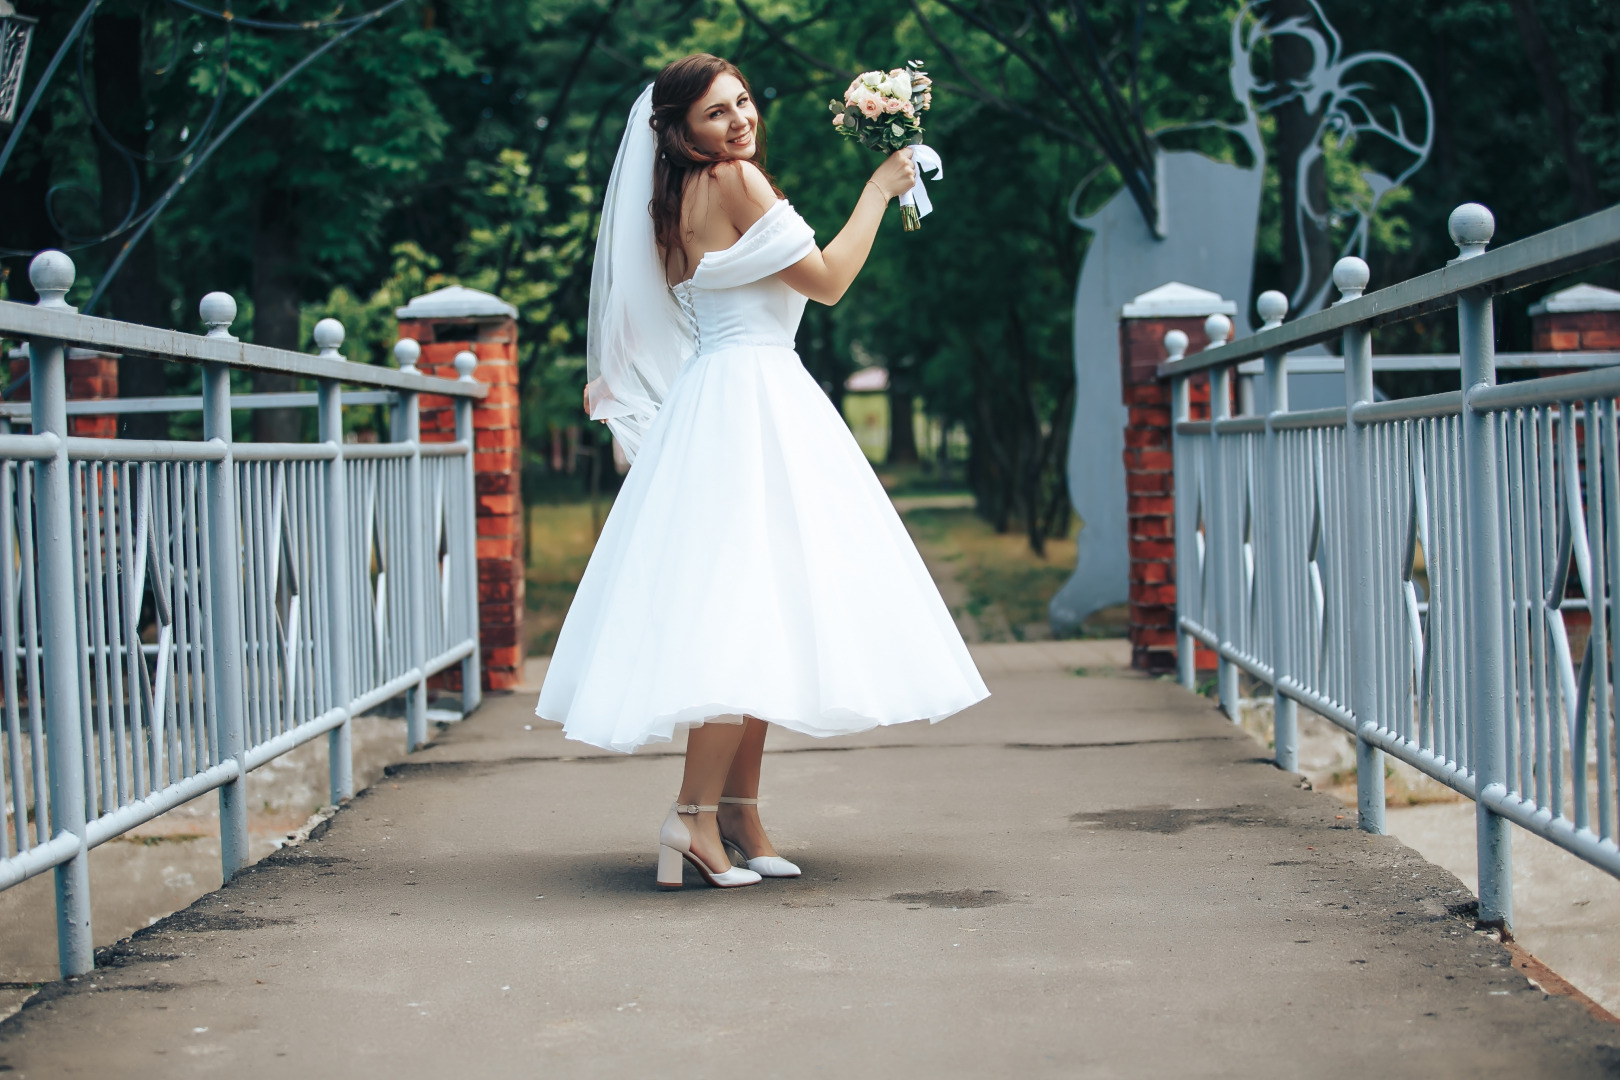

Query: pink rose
[859,96,883,119]
[902,102,915,118]
[883,96,905,114]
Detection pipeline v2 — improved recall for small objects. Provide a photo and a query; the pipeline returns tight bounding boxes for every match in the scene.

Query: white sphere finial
[313,318,346,359]
[1203,313,1232,348]
[1332,257,1370,304]
[453,349,478,381]
[394,338,421,372]
[29,250,76,312]
[1448,203,1494,261]
[1256,290,1288,330]
[199,292,238,340]
[1164,329,1189,362]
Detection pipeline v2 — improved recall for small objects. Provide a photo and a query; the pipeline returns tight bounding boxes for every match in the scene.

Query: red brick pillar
[395,287,524,692]
[1119,283,1234,673]
[1530,284,1620,354]
[7,348,118,436]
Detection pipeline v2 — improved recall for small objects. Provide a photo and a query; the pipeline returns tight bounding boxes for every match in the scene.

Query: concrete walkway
[2,645,1617,1078]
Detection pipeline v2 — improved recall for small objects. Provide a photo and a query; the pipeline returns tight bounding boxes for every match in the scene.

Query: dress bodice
[671,200,817,356]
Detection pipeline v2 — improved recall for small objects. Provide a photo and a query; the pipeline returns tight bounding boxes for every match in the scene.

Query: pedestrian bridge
[3,203,1620,1073]
[2,645,1617,1077]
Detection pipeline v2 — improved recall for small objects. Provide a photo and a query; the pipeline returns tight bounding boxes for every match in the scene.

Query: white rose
[861,71,884,91]
[887,71,912,99]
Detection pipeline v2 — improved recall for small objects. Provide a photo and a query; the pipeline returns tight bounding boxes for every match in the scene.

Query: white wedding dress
[536,199,988,753]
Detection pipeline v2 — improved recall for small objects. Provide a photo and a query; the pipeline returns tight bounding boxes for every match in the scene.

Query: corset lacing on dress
[671,279,702,355]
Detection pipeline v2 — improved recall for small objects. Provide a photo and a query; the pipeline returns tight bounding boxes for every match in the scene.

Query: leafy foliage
[1,0,1616,542]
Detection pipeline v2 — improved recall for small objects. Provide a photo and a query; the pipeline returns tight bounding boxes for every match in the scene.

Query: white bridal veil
[584,84,693,462]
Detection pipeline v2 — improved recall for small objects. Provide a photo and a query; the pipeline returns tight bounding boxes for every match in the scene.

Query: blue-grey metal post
[1335,257,1386,834]
[1169,334,1196,691]
[309,319,355,800]
[395,339,428,750]
[1452,204,1513,929]
[318,378,354,801]
[1206,316,1239,719]
[453,350,483,715]
[1258,291,1299,772]
[200,313,250,878]
[27,252,93,975]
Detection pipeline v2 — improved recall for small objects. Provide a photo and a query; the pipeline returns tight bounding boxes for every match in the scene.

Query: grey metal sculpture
[1050,1,1433,634]
[0,1,36,126]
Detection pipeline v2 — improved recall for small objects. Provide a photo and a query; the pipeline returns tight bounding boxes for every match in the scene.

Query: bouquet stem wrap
[898,145,944,232]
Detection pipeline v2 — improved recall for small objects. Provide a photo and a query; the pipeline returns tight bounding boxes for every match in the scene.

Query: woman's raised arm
[777,149,917,306]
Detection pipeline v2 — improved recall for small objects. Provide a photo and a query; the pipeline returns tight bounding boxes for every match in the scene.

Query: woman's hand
[868,148,918,202]
[582,381,609,422]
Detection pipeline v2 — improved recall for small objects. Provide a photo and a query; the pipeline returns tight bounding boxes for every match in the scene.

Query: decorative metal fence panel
[1164,202,1620,932]
[1271,423,1352,722]
[0,253,486,978]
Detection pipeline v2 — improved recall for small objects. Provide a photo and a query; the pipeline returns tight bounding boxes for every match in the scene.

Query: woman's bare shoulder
[705,160,777,229]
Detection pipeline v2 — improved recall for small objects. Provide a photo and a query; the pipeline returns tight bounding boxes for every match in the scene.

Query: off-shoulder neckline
[669,200,790,290]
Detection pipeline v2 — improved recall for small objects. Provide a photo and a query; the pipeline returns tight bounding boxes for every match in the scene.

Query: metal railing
[1164,202,1620,932]
[0,251,486,977]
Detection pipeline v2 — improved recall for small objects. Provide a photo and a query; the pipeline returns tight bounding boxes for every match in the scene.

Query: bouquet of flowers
[830,60,935,231]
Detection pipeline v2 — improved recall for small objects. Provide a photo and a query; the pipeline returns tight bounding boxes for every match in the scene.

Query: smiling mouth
[729,129,754,148]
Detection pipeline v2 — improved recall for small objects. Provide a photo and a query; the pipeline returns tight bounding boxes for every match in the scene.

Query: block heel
[657,844,685,888]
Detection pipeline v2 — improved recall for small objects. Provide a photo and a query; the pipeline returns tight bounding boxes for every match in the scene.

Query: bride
[536,53,988,890]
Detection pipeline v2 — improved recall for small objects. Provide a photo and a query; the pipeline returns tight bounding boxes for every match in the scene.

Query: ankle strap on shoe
[717,796,758,805]
[673,802,718,815]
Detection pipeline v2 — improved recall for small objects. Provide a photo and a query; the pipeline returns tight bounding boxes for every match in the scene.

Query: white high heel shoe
[717,796,802,878]
[657,803,763,889]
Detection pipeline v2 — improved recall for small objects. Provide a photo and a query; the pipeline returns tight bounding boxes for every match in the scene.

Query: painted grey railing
[1164,202,1620,933]
[0,251,486,977]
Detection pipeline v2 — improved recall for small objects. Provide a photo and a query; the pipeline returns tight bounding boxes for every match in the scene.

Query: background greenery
[1,0,1617,550]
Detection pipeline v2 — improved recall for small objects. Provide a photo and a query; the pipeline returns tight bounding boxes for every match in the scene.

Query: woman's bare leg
[717,717,779,858]
[677,719,748,871]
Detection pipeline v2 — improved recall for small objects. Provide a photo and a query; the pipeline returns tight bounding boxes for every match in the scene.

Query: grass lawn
[525,499,611,657]
[896,506,1115,642]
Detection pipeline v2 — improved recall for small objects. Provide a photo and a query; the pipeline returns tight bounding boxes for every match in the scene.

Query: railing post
[307,318,356,802]
[1170,335,1196,692]
[28,252,92,976]
[317,377,354,801]
[199,303,250,879]
[1206,315,1238,720]
[1451,204,1513,931]
[1335,256,1386,834]
[454,350,483,714]
[1258,291,1299,773]
[396,340,429,751]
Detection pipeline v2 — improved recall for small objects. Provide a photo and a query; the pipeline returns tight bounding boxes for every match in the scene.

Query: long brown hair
[649,54,782,280]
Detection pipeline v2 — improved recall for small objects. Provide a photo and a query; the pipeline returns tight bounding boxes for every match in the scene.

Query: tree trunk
[251,187,305,443]
[93,4,171,439]
[1505,0,1600,216]
[1269,0,1334,313]
[886,385,918,465]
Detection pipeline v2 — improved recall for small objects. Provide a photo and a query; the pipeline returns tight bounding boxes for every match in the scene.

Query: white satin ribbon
[899,144,944,218]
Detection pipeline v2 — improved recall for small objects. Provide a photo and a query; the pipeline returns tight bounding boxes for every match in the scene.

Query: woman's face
[685,72,757,159]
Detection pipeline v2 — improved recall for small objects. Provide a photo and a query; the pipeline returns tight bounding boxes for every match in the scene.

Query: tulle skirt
[536,343,989,753]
